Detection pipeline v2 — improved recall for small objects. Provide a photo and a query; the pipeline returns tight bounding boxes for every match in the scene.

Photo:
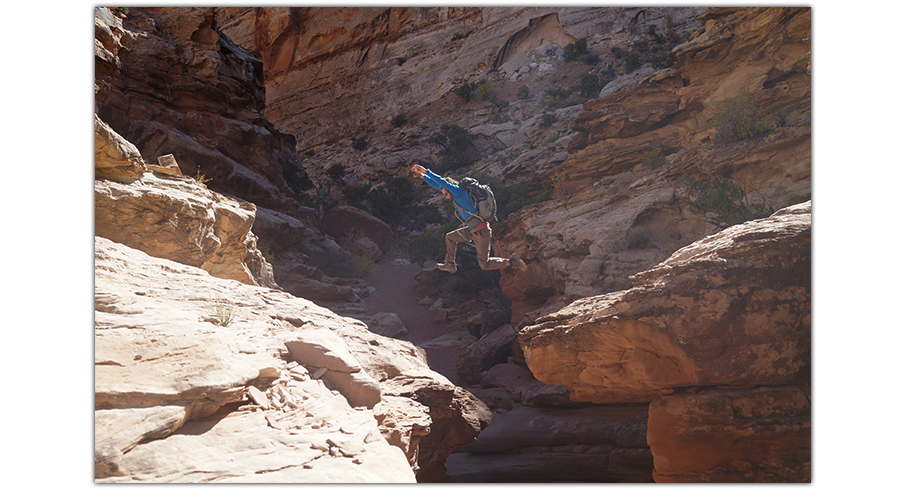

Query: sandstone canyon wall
[95,6,811,483]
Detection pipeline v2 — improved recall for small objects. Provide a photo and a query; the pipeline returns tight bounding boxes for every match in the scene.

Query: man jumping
[409,164,526,274]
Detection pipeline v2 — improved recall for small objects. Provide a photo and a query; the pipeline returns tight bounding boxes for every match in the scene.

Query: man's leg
[471,227,510,271]
[444,226,472,264]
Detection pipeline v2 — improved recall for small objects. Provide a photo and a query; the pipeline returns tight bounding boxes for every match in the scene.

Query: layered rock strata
[95,7,304,213]
[518,201,811,481]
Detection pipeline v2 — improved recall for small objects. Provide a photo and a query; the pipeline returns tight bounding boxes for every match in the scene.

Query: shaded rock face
[647,385,810,482]
[321,205,395,255]
[95,7,305,212]
[518,202,811,481]
[447,405,652,483]
[95,236,489,482]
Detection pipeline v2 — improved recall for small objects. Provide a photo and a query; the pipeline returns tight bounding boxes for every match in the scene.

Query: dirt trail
[365,247,466,385]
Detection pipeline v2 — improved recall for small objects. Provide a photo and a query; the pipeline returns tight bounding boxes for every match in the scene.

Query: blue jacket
[421,169,479,227]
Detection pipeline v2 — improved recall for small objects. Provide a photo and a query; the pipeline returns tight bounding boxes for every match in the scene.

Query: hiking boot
[436,262,457,273]
[510,253,526,271]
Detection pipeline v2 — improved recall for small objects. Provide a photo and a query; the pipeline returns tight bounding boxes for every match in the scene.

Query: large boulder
[519,201,811,404]
[321,205,395,256]
[456,324,517,385]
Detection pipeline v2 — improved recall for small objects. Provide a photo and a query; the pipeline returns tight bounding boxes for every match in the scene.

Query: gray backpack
[458,177,498,222]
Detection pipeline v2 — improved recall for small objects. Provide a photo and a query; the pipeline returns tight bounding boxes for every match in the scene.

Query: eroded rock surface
[647,385,811,482]
[519,202,810,403]
[95,236,487,482]
[95,6,304,213]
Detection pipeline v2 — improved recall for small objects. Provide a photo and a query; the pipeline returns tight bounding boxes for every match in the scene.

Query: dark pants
[445,226,509,271]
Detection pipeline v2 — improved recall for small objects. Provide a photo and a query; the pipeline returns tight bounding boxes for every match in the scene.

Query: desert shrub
[351,137,368,151]
[679,175,775,227]
[427,123,478,172]
[282,163,314,193]
[367,176,417,222]
[209,295,235,327]
[309,249,356,279]
[539,113,558,128]
[454,81,476,102]
[712,90,773,143]
[564,38,588,62]
[579,73,604,97]
[342,183,372,208]
[391,113,408,128]
[551,169,577,198]
[466,172,552,220]
[476,80,496,102]
[517,85,530,99]
[641,151,667,170]
[340,229,376,281]
[398,226,450,266]
[346,176,443,229]
[326,163,347,183]
[488,99,509,124]
[624,51,643,73]
[581,53,600,65]
[620,26,682,74]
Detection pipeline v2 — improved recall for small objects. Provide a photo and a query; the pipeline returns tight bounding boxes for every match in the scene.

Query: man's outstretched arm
[409,164,453,192]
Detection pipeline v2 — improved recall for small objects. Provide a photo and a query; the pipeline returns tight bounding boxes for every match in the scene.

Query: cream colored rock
[94,237,411,481]
[374,396,432,471]
[95,236,487,481]
[94,116,277,289]
[94,114,146,182]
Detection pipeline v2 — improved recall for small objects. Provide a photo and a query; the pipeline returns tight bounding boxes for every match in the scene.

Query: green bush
[327,163,347,183]
[351,137,368,151]
[624,51,643,73]
[476,80,495,102]
[340,229,376,281]
[453,81,476,102]
[564,39,588,62]
[283,163,314,193]
[390,113,408,128]
[367,176,416,222]
[398,227,448,266]
[712,90,773,143]
[427,123,478,172]
[641,151,667,170]
[539,113,558,128]
[344,176,443,229]
[579,73,603,97]
[309,249,356,279]
[679,175,775,227]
